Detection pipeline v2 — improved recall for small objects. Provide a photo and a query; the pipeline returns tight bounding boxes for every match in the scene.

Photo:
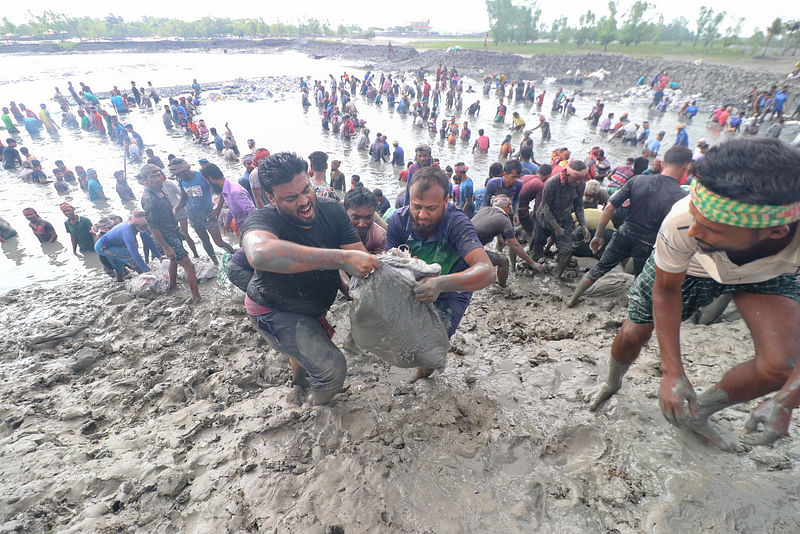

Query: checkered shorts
[627,254,800,325]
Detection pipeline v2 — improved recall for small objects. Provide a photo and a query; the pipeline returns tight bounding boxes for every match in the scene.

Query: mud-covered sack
[178,257,219,282]
[349,250,449,369]
[584,272,634,298]
[126,259,171,297]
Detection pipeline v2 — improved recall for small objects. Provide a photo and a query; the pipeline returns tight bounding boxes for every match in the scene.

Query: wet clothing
[141,185,188,261]
[386,204,483,337]
[221,178,256,224]
[0,217,17,241]
[64,216,94,253]
[628,254,800,325]
[2,146,21,169]
[484,177,522,216]
[458,178,475,218]
[95,221,160,274]
[87,177,105,201]
[178,171,214,225]
[241,197,360,317]
[29,219,57,243]
[116,181,136,202]
[471,205,515,245]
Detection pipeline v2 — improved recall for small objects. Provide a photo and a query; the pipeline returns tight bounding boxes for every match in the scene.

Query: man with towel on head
[591,138,800,451]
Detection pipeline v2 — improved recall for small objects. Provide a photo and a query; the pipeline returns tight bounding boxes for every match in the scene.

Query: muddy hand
[742,398,791,446]
[414,276,442,303]
[343,250,381,278]
[658,373,697,427]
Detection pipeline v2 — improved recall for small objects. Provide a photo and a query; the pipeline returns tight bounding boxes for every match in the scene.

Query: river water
[1,49,724,293]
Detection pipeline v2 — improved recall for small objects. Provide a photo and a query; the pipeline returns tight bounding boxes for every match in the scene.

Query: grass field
[407,39,760,61]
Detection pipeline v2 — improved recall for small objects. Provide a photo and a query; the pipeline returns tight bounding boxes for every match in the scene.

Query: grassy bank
[408,39,758,61]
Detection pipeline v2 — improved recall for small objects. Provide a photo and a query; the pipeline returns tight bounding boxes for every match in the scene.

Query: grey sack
[349,250,449,369]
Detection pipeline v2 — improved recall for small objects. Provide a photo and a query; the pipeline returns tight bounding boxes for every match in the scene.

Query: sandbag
[178,257,219,282]
[349,249,449,369]
[584,272,634,298]
[126,259,171,297]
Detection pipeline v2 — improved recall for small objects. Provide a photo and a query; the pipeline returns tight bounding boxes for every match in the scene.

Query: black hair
[489,162,504,177]
[52,168,62,174]
[503,159,522,175]
[373,188,383,198]
[308,150,329,172]
[409,165,449,199]
[343,187,378,211]
[663,146,693,165]
[693,138,800,204]
[200,163,224,181]
[478,128,484,135]
[519,146,533,161]
[258,152,308,194]
[55,160,64,166]
[538,164,553,176]
[633,157,649,175]
[210,127,217,136]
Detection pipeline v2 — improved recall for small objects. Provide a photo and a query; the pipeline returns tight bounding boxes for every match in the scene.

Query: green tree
[762,17,783,56]
[486,0,540,44]
[694,6,712,46]
[722,17,743,47]
[700,10,725,47]
[781,20,800,55]
[597,1,618,52]
[575,10,597,46]
[620,0,650,45]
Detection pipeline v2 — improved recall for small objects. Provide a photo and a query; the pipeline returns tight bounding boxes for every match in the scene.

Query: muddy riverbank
[1,266,799,533]
[2,38,797,106]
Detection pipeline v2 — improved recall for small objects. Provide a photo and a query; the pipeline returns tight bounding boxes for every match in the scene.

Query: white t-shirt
[654,196,800,284]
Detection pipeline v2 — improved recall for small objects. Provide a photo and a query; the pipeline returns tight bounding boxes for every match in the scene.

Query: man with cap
[95,211,162,282]
[674,122,689,148]
[60,203,94,255]
[139,164,201,300]
[22,208,57,243]
[169,157,235,265]
[402,144,433,206]
[591,138,800,451]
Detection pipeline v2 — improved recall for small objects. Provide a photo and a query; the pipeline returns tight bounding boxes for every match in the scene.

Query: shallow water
[0,49,743,292]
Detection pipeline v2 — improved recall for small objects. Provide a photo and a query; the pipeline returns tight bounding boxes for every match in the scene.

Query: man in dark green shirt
[60,203,94,255]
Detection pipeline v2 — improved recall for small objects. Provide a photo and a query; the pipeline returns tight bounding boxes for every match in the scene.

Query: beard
[275,197,316,228]
[410,216,441,238]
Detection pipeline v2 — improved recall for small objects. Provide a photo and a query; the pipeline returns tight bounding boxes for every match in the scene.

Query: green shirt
[81,116,91,131]
[64,216,94,252]
[2,113,17,133]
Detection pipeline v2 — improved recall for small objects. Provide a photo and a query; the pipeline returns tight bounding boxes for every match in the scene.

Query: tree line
[486,0,800,56]
[0,12,371,40]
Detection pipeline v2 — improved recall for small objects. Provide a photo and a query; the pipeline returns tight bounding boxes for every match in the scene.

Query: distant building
[410,20,431,34]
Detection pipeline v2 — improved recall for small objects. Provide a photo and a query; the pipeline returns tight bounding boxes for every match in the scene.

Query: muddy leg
[590,319,653,411]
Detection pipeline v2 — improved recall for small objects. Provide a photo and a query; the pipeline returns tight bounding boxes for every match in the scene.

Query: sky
[7,0,791,36]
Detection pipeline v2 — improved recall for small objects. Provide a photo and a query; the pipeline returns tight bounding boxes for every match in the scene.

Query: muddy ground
[2,262,799,533]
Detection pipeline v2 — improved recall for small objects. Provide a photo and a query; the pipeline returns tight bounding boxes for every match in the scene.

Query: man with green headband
[591,138,800,450]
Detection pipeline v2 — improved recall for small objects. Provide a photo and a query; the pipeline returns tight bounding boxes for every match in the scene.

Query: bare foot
[410,367,436,383]
[588,383,621,412]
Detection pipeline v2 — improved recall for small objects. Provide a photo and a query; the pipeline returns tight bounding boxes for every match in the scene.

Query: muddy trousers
[250,312,346,393]
[585,232,653,282]
[530,216,572,261]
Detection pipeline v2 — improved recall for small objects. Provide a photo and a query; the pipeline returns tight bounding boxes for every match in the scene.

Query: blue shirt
[674,129,689,147]
[520,161,538,176]
[484,177,523,216]
[110,95,125,113]
[179,171,214,220]
[97,221,160,272]
[686,105,698,118]
[647,138,662,155]
[391,146,405,166]
[214,134,224,151]
[459,178,475,217]
[775,91,788,109]
[23,116,41,133]
[474,187,486,212]
[88,177,104,201]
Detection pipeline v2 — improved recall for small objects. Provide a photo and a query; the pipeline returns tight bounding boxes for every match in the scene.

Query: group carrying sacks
[349,248,449,369]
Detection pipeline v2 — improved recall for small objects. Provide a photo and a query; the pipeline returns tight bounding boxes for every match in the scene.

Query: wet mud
[1,266,799,533]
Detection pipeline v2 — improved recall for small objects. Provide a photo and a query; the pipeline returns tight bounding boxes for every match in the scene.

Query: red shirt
[519,175,545,217]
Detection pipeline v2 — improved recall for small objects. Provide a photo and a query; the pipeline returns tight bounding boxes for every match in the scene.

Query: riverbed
[1,48,800,534]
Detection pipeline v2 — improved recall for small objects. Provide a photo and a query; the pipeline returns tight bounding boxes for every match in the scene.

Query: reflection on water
[1,49,725,293]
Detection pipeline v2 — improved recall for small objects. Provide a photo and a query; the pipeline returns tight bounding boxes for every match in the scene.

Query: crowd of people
[1,64,800,451]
